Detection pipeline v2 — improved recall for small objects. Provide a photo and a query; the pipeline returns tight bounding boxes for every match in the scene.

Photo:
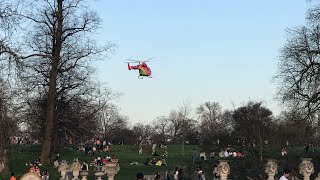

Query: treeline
[13,96,320,151]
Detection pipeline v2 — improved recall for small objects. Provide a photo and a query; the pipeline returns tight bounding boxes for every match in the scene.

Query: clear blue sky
[90,0,309,124]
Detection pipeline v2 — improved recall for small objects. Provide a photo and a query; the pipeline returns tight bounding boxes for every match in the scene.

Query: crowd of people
[77,139,115,156]
[89,154,118,170]
[24,157,49,180]
[218,148,244,158]
[12,137,305,180]
[192,147,245,163]
[79,139,119,171]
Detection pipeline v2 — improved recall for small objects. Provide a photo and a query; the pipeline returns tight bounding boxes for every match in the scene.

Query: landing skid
[138,76,152,79]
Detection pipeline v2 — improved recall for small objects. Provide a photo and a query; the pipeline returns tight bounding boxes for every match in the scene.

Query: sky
[89,0,310,124]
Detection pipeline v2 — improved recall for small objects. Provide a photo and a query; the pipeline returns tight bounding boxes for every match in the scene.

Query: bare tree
[1,0,114,164]
[168,110,182,142]
[98,87,122,140]
[153,116,169,142]
[101,104,128,141]
[0,79,17,173]
[197,101,223,146]
[177,102,193,156]
[0,1,19,172]
[0,0,19,81]
[132,123,147,144]
[275,2,320,120]
[24,92,102,143]
[132,123,156,145]
[232,101,273,162]
[275,110,315,146]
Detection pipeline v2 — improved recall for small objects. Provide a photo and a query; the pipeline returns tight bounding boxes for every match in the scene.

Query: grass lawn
[0,144,202,180]
[1,144,320,179]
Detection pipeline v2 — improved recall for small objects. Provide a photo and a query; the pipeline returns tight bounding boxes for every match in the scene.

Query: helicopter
[126,59,152,79]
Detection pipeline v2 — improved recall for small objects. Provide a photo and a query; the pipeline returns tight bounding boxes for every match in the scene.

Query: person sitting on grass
[42,170,49,180]
[105,146,110,152]
[162,150,168,157]
[144,158,150,166]
[106,155,111,162]
[155,159,162,166]
[237,151,242,157]
[102,157,107,164]
[151,158,157,165]
[92,146,97,152]
[34,157,41,166]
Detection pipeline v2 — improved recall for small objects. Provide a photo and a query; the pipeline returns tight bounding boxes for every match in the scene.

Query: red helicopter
[126,59,152,79]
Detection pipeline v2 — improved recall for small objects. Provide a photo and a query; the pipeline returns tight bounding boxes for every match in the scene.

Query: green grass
[1,144,320,180]
[0,144,201,180]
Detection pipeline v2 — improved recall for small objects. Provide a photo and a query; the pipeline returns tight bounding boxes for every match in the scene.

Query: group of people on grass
[144,157,167,166]
[218,148,244,158]
[77,139,116,156]
[26,164,49,180]
[90,154,118,170]
[139,142,168,157]
[192,147,245,163]
[24,157,49,180]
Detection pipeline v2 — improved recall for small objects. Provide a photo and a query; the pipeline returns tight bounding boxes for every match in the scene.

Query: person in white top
[224,150,229,157]
[279,169,292,180]
[174,167,179,180]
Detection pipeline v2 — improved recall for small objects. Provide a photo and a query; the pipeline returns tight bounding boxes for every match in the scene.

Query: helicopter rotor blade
[125,57,155,63]
[144,57,153,62]
[125,59,140,62]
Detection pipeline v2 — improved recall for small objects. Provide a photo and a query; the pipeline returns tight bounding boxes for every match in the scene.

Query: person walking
[9,172,16,180]
[279,169,293,180]
[192,149,197,163]
[174,167,179,180]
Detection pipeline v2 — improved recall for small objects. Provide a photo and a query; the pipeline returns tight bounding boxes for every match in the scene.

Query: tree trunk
[0,99,9,173]
[173,128,178,143]
[104,121,107,140]
[50,112,59,159]
[181,130,185,156]
[0,147,8,173]
[40,0,63,165]
[40,60,59,165]
[258,129,263,162]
